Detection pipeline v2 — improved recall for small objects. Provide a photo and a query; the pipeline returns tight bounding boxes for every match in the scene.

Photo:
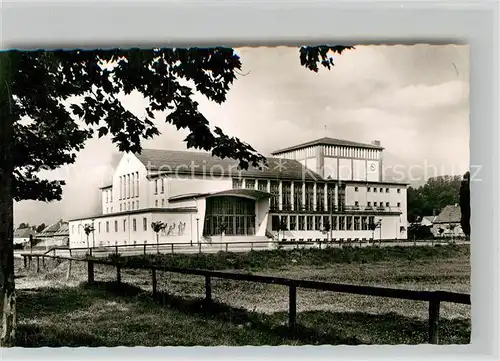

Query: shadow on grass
[15,281,471,346]
[86,281,470,345]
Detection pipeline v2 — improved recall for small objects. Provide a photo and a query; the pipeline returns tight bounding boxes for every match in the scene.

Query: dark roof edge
[271,138,384,155]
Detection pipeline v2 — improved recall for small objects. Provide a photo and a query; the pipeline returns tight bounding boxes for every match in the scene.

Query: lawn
[10,244,470,346]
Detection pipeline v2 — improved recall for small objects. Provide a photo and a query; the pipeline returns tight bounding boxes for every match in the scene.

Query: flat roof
[271,137,384,155]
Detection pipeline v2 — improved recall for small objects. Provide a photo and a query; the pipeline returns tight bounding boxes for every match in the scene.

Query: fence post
[289,283,297,332]
[171,244,174,254]
[116,264,121,283]
[251,242,253,251]
[66,259,72,280]
[152,268,157,298]
[226,243,228,252]
[115,245,118,255]
[205,275,212,303]
[319,241,322,250]
[23,256,27,268]
[428,298,441,344]
[198,242,202,254]
[87,260,94,283]
[36,256,40,273]
[42,256,45,269]
[144,244,147,256]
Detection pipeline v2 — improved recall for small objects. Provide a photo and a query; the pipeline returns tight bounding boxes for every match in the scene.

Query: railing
[18,237,470,262]
[25,254,471,345]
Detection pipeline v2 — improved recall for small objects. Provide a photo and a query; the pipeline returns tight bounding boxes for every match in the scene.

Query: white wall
[110,153,148,213]
[338,158,352,180]
[255,198,270,236]
[323,157,338,179]
[366,160,380,182]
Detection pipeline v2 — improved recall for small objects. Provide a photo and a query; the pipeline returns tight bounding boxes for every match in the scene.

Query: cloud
[13,45,470,226]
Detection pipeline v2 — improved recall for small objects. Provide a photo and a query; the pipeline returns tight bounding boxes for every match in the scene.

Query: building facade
[69,137,408,248]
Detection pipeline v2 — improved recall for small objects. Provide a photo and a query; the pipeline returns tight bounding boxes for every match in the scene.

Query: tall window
[337,183,346,211]
[361,217,368,230]
[123,219,126,232]
[289,216,297,231]
[132,219,137,232]
[98,223,101,233]
[354,216,360,230]
[270,181,279,210]
[257,180,268,192]
[127,174,131,198]
[322,216,329,230]
[369,216,375,229]
[143,218,147,231]
[131,173,135,198]
[293,182,303,211]
[282,181,292,211]
[114,221,118,232]
[316,183,325,211]
[161,178,164,193]
[327,183,335,211]
[232,179,243,189]
[136,172,139,197]
[106,221,109,233]
[306,216,313,231]
[305,183,314,211]
[110,190,113,202]
[339,216,345,230]
[119,176,122,200]
[105,191,108,204]
[155,200,158,207]
[298,216,305,231]
[314,216,322,231]
[346,216,353,230]
[245,179,255,189]
[271,215,280,231]
[155,179,158,194]
[332,216,337,230]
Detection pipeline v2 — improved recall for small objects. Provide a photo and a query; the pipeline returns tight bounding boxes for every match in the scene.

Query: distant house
[420,216,437,227]
[432,204,465,238]
[35,219,69,249]
[13,227,35,246]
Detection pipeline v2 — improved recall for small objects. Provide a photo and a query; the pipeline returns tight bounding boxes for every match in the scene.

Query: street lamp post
[196,218,200,244]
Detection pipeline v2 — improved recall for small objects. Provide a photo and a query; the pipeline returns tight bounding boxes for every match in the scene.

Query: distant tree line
[407,175,462,223]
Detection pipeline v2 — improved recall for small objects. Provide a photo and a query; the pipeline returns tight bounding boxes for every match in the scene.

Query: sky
[13,44,470,228]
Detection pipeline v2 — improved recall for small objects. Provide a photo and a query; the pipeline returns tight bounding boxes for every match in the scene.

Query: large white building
[69,137,408,248]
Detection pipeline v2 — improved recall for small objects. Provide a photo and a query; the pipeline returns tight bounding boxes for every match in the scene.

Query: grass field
[11,244,470,347]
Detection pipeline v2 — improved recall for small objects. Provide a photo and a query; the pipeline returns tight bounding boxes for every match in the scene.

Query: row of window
[353,201,401,208]
[154,178,165,195]
[104,189,113,204]
[73,217,149,235]
[118,200,140,212]
[119,172,140,200]
[271,215,378,232]
[354,186,401,194]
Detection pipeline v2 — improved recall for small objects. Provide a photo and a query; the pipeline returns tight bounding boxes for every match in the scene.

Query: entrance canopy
[207,189,272,200]
[169,188,271,203]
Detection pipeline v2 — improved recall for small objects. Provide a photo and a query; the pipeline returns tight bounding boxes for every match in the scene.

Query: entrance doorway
[203,196,256,236]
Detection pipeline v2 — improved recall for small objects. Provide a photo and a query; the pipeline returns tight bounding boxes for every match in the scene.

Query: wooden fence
[23,253,471,345]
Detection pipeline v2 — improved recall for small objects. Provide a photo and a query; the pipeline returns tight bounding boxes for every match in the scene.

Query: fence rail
[19,237,469,260]
[23,253,471,345]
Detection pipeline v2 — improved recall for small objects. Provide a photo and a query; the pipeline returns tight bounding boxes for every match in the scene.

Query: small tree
[151,221,166,254]
[218,221,228,242]
[83,224,95,254]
